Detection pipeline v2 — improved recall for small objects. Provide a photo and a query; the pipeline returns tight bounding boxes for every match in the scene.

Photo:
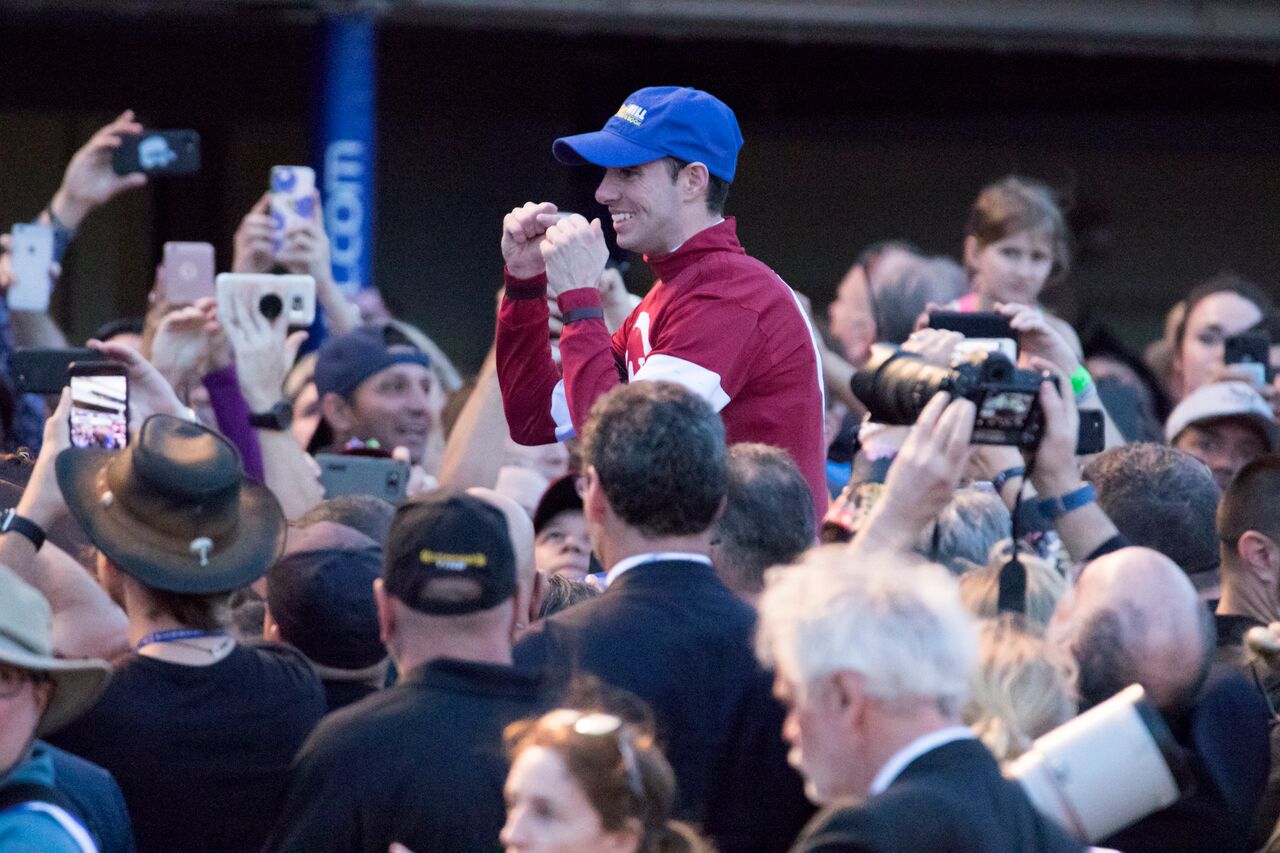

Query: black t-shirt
[265,658,545,853]
[48,642,326,853]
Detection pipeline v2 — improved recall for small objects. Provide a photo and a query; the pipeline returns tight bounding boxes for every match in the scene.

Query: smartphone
[112,131,201,176]
[215,273,316,329]
[1224,332,1272,385]
[269,166,317,251]
[8,224,55,312]
[12,348,109,394]
[927,310,1018,362]
[68,362,129,450]
[162,242,216,304]
[1076,410,1106,456]
[315,453,410,503]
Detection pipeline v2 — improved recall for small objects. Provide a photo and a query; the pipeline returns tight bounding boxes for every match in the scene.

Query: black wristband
[562,307,605,325]
[991,466,1026,494]
[1,509,45,551]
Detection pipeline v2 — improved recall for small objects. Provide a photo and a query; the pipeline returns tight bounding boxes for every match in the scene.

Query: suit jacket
[1101,666,1270,853]
[514,558,812,853]
[792,738,1083,853]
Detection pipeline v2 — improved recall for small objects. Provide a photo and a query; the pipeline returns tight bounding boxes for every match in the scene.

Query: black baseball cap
[384,492,517,615]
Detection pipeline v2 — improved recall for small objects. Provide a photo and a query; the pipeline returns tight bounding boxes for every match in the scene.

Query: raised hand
[220,278,307,412]
[277,191,334,284]
[997,302,1080,376]
[501,201,559,280]
[541,214,609,298]
[50,110,148,229]
[232,192,277,274]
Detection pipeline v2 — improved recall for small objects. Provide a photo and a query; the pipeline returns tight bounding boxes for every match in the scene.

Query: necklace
[136,629,235,664]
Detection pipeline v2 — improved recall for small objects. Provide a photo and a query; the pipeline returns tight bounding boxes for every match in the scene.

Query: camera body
[852,347,1049,447]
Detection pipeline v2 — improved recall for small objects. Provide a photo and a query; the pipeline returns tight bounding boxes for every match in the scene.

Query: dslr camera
[852,347,1049,447]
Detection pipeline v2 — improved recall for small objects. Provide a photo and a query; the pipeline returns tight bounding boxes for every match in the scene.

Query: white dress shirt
[604,552,713,587]
[868,725,977,797]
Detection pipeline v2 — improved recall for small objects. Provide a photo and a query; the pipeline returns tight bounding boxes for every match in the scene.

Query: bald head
[466,487,537,624]
[1057,547,1212,713]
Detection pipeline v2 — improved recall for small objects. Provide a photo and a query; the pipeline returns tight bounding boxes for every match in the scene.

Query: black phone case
[928,310,1015,340]
[12,348,109,394]
[112,131,201,176]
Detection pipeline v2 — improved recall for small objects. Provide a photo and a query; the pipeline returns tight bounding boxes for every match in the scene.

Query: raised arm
[495,201,574,444]
[0,389,128,659]
[222,279,324,518]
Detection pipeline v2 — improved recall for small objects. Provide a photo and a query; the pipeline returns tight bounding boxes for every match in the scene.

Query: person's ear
[830,670,866,727]
[583,467,608,524]
[373,579,396,649]
[320,391,355,434]
[1238,531,1280,578]
[680,162,710,205]
[262,607,281,643]
[962,235,980,274]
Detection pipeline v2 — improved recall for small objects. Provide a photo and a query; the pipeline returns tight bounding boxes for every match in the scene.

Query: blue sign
[317,13,376,296]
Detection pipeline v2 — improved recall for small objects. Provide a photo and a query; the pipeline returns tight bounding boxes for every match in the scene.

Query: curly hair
[581,383,726,538]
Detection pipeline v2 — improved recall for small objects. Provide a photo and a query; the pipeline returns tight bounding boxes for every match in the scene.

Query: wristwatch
[0,509,45,551]
[248,401,294,431]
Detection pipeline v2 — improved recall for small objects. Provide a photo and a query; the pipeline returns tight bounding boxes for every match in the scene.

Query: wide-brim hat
[0,566,111,735]
[57,415,287,594]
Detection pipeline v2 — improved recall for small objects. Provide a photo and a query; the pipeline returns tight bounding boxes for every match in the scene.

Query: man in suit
[756,546,1083,853]
[514,381,811,853]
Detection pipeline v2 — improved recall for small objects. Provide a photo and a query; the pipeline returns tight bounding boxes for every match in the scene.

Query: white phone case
[9,224,54,312]
[216,273,317,329]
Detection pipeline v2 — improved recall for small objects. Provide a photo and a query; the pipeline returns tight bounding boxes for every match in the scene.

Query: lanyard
[135,629,227,652]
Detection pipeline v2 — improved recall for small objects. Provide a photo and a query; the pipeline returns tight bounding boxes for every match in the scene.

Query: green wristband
[1070,365,1093,398]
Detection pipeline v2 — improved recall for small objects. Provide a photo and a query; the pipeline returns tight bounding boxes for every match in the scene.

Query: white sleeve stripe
[781,275,827,410]
[550,379,575,441]
[633,354,732,412]
[15,802,99,852]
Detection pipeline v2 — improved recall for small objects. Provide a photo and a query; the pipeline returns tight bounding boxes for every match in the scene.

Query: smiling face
[1176,292,1265,399]
[965,229,1056,307]
[595,160,687,256]
[327,361,439,464]
[501,745,638,853]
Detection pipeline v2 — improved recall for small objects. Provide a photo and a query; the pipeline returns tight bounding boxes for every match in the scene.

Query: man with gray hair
[758,546,1082,852]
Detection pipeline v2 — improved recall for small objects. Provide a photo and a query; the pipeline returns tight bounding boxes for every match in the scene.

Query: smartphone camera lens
[259,293,283,321]
[291,295,304,310]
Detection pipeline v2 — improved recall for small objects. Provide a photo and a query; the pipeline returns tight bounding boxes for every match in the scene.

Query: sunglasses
[544,710,645,803]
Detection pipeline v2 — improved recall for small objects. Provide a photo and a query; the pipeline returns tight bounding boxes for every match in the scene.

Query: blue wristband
[1036,482,1096,522]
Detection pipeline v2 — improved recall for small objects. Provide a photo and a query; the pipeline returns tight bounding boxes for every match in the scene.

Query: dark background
[2,9,1279,371]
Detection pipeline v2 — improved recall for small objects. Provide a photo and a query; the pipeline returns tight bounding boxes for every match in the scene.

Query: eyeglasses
[0,662,47,700]
[544,710,646,804]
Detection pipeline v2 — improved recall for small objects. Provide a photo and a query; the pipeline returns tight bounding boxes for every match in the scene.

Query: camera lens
[258,293,283,321]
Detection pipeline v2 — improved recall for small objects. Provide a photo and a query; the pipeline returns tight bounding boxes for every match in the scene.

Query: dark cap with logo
[384,492,517,615]
[314,324,430,400]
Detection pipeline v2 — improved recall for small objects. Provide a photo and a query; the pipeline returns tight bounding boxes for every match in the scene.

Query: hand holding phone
[269,166,316,252]
[112,131,201,177]
[1224,332,1272,386]
[68,362,129,450]
[162,242,216,304]
[928,310,1017,362]
[216,273,316,329]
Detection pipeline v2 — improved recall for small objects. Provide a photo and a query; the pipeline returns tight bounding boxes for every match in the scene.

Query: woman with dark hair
[1171,272,1278,402]
[958,176,1083,357]
[500,708,711,853]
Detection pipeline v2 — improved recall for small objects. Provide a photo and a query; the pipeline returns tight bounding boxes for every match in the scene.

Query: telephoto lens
[850,346,1050,447]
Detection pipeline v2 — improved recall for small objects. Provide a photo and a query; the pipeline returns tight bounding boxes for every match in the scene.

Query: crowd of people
[0,84,1278,853]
